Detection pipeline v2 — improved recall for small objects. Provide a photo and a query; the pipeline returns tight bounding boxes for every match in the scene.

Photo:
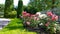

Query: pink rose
[45,24,49,27]
[26,13,30,17]
[45,22,50,27]
[26,22,30,25]
[31,14,35,17]
[34,17,37,20]
[35,14,39,17]
[51,15,56,21]
[55,16,58,21]
[36,18,39,20]
[22,11,27,15]
[22,11,27,17]
[51,15,58,21]
[47,22,50,24]
[47,11,53,16]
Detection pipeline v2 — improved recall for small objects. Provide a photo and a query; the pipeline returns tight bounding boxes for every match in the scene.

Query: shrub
[8,11,17,18]
[22,11,59,34]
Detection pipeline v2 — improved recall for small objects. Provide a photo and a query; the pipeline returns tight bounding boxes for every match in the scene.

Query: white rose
[54,28,56,33]
[39,23,43,25]
[54,24,57,26]
[39,14,47,19]
[36,12,41,16]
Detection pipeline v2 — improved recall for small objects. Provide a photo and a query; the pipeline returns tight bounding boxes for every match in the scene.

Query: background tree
[28,0,60,11]
[17,0,23,18]
[4,0,14,18]
[0,4,5,17]
[0,4,5,12]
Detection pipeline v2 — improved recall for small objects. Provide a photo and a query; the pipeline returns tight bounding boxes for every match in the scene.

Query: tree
[4,0,14,18]
[0,4,5,12]
[28,0,60,11]
[29,0,46,11]
[17,0,23,18]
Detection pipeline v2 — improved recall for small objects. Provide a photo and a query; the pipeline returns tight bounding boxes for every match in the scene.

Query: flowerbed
[22,11,60,34]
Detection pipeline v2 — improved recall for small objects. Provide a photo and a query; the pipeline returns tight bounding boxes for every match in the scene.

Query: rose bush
[22,11,59,34]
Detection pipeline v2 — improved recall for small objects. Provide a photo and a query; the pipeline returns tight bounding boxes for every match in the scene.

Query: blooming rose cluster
[44,11,58,27]
[22,11,59,33]
[36,12,47,19]
[47,11,58,21]
[22,11,39,25]
[36,11,58,27]
[22,11,39,20]
[22,11,58,26]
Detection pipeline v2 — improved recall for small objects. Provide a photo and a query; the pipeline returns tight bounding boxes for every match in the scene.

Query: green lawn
[0,18,37,34]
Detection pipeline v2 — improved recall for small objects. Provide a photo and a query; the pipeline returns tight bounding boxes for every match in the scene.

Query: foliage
[0,4,5,12]
[28,0,60,11]
[0,4,5,17]
[7,10,17,18]
[24,6,39,14]
[29,7,39,14]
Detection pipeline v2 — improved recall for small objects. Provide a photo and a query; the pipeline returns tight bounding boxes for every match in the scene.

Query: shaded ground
[0,18,37,34]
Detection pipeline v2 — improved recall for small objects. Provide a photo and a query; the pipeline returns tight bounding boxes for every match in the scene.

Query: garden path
[0,18,10,29]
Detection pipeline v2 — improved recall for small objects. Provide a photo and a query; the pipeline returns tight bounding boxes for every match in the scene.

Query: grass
[0,18,37,34]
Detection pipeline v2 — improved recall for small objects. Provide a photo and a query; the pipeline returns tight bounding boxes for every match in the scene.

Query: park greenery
[0,0,60,34]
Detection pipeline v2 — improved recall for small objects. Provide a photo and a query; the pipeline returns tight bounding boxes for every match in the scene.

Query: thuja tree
[17,0,23,18]
[4,0,14,18]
